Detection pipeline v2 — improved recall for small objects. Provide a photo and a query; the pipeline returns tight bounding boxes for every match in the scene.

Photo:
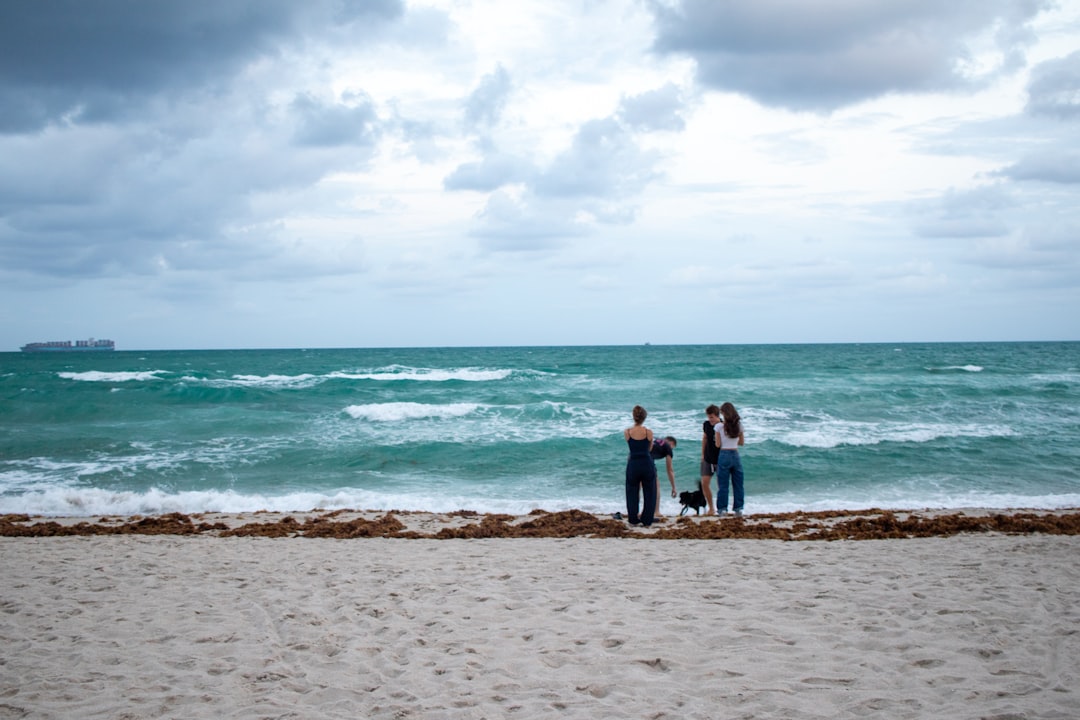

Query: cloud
[443,153,533,191]
[533,118,660,198]
[0,0,405,133]
[470,191,585,252]
[1026,50,1080,118]
[912,185,1015,238]
[650,0,1052,112]
[0,2,405,283]
[463,115,664,245]
[963,228,1079,278]
[617,83,687,132]
[453,76,684,247]
[2,0,1078,349]
[290,92,380,147]
[464,65,513,129]
[0,94,384,281]
[904,178,1080,293]
[997,151,1080,184]
[442,66,531,190]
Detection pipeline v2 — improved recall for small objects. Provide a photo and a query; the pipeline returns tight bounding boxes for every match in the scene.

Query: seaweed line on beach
[3,508,1080,540]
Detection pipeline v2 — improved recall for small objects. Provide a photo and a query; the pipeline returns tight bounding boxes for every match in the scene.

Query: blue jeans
[716,450,744,512]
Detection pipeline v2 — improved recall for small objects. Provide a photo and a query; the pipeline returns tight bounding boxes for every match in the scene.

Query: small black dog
[679,484,707,515]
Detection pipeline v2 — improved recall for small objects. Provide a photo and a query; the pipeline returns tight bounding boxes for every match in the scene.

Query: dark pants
[626,458,657,526]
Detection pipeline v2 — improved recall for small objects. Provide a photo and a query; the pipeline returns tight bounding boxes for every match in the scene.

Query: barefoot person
[714,402,745,516]
[700,404,721,515]
[623,405,657,527]
[650,435,678,517]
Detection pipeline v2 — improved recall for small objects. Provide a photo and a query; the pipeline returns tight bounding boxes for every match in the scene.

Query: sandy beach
[2,511,1079,719]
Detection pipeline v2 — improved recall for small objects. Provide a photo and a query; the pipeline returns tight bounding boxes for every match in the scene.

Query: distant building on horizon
[20,338,115,352]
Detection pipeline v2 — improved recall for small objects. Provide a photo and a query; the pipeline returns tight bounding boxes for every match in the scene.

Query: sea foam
[345,402,481,422]
[767,420,1014,449]
[58,370,167,382]
[171,366,520,389]
[332,365,516,382]
[5,484,1080,518]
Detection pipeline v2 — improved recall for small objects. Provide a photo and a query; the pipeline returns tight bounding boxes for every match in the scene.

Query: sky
[1,0,1079,351]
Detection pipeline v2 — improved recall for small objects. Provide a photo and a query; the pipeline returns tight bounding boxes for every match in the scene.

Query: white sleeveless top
[718,425,740,450]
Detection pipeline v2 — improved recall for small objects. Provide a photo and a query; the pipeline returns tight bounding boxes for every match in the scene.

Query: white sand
[2,533,1078,719]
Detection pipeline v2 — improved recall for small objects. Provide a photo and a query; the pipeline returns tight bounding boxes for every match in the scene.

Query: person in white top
[713,402,745,516]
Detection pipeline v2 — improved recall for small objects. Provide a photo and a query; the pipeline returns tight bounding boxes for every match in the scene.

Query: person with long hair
[714,402,745,516]
[623,405,657,526]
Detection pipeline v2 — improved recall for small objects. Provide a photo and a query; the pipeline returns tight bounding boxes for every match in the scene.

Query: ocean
[2,343,1078,517]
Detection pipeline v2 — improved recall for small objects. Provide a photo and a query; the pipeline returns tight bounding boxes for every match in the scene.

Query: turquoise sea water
[2,343,1078,516]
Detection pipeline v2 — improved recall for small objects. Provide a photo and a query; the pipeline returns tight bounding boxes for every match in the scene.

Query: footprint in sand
[637,657,670,671]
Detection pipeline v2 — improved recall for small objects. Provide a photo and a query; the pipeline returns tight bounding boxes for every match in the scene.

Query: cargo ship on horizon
[20,338,115,352]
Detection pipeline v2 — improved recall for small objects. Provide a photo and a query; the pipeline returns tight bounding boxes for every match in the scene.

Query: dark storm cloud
[649,0,1051,112]
[0,120,322,278]
[0,112,385,279]
[0,0,404,133]
[1026,50,1080,118]
[0,1,409,281]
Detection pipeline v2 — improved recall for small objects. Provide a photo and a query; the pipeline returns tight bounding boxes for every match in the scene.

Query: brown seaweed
[3,508,1080,540]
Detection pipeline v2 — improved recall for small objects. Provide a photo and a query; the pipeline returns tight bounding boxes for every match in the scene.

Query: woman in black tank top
[623,405,656,526]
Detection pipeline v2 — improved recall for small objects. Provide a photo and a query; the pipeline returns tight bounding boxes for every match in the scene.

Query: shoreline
[3,506,1080,539]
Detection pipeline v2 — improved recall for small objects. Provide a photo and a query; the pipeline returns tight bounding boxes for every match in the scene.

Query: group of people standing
[623,403,744,526]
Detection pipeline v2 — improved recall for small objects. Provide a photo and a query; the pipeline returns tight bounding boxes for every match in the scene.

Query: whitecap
[331,365,516,382]
[927,365,984,373]
[0,486,594,517]
[228,373,321,389]
[58,370,167,382]
[344,402,481,422]
[766,419,1014,449]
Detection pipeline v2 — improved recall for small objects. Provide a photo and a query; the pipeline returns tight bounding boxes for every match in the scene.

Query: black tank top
[703,421,719,464]
[627,435,651,459]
